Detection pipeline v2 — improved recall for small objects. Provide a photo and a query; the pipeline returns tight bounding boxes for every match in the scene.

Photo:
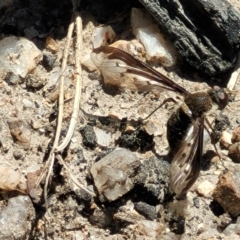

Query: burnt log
[139,0,240,76]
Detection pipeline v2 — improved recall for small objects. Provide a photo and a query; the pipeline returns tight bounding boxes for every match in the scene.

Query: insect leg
[204,118,227,169]
[143,97,178,120]
[204,118,222,159]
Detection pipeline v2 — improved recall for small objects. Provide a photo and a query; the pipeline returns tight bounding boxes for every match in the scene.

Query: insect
[91,46,229,199]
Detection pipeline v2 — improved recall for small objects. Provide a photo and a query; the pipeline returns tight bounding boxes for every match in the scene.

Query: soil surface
[0,1,240,240]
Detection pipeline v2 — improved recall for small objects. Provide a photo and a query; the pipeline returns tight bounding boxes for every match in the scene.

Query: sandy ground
[0,1,240,239]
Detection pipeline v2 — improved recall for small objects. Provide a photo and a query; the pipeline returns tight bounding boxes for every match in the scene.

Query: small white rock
[90,148,139,201]
[0,166,19,189]
[213,170,222,176]
[197,223,205,233]
[22,98,34,108]
[196,180,215,197]
[131,8,177,66]
[220,131,232,149]
[143,120,164,136]
[92,26,116,48]
[94,127,112,147]
[0,36,42,78]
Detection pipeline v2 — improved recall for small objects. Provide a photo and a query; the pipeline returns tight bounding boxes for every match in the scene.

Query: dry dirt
[0,1,240,240]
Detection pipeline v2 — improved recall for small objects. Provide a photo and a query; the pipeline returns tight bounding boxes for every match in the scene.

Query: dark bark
[139,0,240,76]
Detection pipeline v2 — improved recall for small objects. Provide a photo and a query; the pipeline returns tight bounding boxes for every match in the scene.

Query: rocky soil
[0,1,240,239]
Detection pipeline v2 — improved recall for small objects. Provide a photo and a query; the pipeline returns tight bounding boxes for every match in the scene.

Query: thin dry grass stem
[36,20,74,183]
[38,13,93,210]
[36,17,75,208]
[56,12,82,151]
[54,13,95,198]
[56,154,96,197]
[228,51,240,91]
[54,19,75,148]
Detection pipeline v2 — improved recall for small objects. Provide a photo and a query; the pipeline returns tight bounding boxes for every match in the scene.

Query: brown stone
[232,126,240,143]
[212,171,240,217]
[228,143,240,163]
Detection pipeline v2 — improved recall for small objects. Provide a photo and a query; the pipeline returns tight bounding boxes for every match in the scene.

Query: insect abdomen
[167,92,213,155]
[167,106,192,156]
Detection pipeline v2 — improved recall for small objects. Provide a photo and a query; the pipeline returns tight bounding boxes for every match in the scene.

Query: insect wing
[91,46,188,94]
[91,47,153,91]
[170,117,204,198]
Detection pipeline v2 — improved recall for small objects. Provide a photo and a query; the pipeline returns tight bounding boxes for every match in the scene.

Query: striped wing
[170,117,204,199]
[91,46,188,95]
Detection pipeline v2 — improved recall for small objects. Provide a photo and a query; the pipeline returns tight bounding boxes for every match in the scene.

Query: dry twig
[36,12,93,209]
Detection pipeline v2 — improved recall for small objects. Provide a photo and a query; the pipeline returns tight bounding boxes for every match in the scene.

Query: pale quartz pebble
[94,127,112,147]
[220,131,232,149]
[213,170,222,176]
[92,26,116,48]
[137,220,164,237]
[143,120,164,136]
[81,54,97,71]
[22,98,34,108]
[0,166,20,190]
[0,166,21,191]
[90,148,139,202]
[131,8,177,66]
[0,36,42,78]
[196,180,215,197]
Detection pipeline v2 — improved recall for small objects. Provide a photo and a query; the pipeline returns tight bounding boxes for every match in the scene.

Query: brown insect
[91,46,229,199]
